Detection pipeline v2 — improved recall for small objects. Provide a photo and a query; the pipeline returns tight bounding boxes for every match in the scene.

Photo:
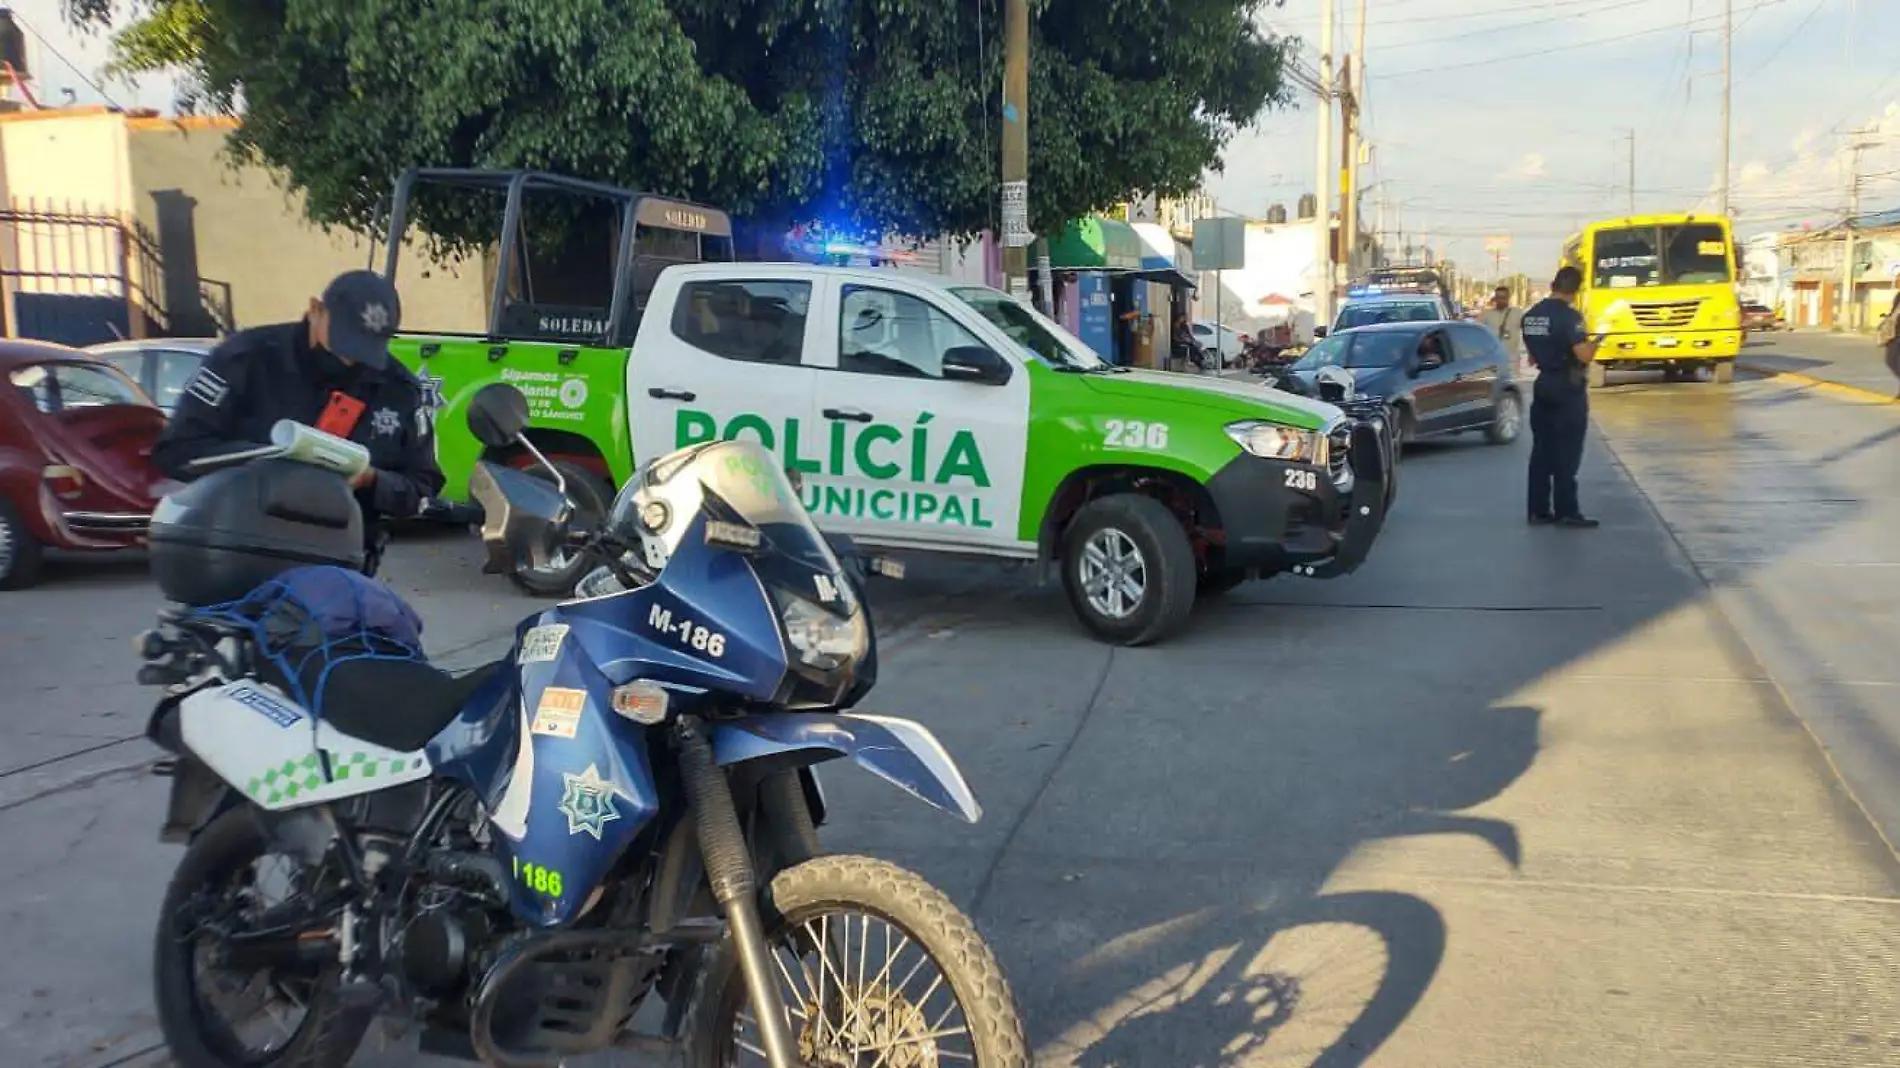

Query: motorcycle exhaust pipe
[217,929,338,972]
[676,715,801,1068]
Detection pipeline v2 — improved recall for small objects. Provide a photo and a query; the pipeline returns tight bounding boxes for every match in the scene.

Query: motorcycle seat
[268,655,505,753]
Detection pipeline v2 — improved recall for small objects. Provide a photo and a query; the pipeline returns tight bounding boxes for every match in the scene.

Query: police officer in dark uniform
[1521,266,1601,529]
[152,269,444,575]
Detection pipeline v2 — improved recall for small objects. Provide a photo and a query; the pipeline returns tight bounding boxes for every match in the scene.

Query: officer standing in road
[152,269,444,576]
[1521,266,1601,529]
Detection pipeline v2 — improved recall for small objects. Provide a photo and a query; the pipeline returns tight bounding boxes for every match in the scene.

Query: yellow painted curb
[1735,361,1898,406]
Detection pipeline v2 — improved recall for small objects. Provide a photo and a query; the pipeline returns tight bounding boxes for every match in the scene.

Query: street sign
[1001,181,1032,249]
[1192,216,1247,271]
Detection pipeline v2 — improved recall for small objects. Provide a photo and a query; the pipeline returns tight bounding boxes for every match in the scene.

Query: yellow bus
[1559,213,1742,386]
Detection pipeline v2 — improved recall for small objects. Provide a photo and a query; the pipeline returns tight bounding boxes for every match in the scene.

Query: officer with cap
[153,269,444,576]
[1521,265,1601,529]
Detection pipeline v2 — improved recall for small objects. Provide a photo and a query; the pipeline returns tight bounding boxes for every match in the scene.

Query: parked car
[1190,320,1245,366]
[1271,320,1522,447]
[1740,302,1779,332]
[1,340,169,588]
[88,337,216,415]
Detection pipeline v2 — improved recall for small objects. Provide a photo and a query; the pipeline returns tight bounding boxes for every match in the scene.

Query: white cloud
[1501,153,1547,181]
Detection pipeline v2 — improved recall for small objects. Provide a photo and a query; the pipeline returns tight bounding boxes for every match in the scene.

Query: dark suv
[1270,320,1522,447]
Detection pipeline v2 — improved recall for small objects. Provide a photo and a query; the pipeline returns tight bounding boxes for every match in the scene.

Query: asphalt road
[3,337,1898,1067]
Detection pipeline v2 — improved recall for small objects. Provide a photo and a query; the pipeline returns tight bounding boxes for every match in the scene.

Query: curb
[1735,361,1898,405]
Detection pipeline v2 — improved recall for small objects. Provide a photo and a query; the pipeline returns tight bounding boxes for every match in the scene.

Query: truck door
[629,275,822,479]
[803,280,1030,554]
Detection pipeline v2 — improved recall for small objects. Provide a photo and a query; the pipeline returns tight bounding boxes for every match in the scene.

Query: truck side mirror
[942,346,1013,386]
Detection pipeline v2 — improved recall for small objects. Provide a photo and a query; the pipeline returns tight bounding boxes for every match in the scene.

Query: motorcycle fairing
[710,712,982,824]
[429,609,661,927]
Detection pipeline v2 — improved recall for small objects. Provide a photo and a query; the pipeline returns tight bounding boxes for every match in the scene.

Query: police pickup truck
[388,171,1395,646]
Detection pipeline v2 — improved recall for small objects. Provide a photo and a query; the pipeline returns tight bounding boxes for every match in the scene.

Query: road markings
[1736,361,1898,406]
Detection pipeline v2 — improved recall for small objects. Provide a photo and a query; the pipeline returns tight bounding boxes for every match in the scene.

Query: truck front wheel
[1060,495,1197,646]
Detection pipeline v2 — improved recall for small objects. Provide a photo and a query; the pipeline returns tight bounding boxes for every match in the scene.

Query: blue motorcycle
[138,383,1028,1068]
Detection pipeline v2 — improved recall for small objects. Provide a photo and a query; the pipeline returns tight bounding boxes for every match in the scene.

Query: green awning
[1036,218,1144,272]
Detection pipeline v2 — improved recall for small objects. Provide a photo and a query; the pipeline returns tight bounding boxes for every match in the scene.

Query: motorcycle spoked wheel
[683,855,1030,1068]
[153,808,370,1068]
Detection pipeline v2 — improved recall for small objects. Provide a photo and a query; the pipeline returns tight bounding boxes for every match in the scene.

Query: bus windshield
[1591,223,1733,289]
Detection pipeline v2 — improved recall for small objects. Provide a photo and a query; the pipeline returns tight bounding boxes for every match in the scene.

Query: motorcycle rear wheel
[152,808,369,1068]
[683,854,1029,1068]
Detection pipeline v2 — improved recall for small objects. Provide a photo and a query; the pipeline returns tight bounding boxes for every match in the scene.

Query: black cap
[319,269,402,370]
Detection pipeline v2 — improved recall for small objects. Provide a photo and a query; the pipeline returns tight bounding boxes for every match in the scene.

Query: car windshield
[8,361,152,413]
[1335,301,1438,329]
[950,286,1104,370]
[1290,331,1415,371]
[1592,223,1734,288]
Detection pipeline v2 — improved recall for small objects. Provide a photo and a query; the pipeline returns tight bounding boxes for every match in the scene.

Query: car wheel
[508,459,615,598]
[1485,390,1521,445]
[1394,405,1418,450]
[1061,495,1197,646]
[0,496,45,591]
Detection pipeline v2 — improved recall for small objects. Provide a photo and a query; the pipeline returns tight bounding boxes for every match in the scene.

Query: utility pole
[1343,0,1368,282]
[1313,0,1336,329]
[1000,0,1031,301]
[1339,56,1357,285]
[1839,128,1876,332]
[1622,129,1636,215]
[1718,0,1732,218]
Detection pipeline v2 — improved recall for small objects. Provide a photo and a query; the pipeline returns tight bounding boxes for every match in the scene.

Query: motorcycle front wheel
[684,854,1030,1068]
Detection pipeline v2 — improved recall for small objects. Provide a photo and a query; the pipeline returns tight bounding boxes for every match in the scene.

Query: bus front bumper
[1596,329,1742,364]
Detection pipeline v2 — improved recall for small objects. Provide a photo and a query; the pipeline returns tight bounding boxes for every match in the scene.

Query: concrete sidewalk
[1737,330,1898,401]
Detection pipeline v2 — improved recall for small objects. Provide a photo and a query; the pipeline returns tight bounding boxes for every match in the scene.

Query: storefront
[1132,222,1199,370]
[1035,218,1145,364]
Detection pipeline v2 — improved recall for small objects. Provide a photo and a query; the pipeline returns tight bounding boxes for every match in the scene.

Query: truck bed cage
[379,168,733,347]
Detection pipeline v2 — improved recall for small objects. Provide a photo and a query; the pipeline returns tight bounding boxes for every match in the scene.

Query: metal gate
[0,199,166,347]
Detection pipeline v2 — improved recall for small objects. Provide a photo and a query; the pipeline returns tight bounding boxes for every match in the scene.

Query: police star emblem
[361,302,391,333]
[558,764,624,839]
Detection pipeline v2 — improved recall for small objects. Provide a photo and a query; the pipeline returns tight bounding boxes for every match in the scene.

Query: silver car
[86,338,217,415]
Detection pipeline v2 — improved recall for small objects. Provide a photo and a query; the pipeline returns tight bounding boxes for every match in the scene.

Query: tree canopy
[66,1,1291,248]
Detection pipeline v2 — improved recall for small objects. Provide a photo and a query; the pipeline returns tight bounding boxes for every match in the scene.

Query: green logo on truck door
[500,367,594,423]
[677,408,995,528]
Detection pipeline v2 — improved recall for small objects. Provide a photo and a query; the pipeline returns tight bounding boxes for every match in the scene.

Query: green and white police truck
[387,169,1395,646]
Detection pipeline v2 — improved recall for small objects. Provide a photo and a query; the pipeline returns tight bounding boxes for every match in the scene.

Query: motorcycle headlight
[1225,421,1328,466]
[776,592,867,672]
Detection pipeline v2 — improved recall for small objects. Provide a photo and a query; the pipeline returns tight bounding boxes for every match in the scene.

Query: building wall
[124,118,487,336]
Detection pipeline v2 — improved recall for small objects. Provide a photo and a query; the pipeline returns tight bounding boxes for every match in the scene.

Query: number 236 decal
[1103,419,1170,450]
[1284,469,1320,492]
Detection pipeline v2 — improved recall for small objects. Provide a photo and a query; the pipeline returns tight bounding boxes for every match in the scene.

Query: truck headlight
[1225,421,1328,466]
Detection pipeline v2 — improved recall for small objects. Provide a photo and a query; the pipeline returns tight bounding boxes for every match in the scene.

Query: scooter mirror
[467,383,531,448]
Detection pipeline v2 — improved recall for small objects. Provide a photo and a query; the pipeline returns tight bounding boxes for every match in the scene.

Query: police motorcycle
[136,382,1029,1068]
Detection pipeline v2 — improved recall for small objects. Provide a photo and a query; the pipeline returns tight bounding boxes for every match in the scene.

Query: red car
[0,340,169,589]
[1741,302,1780,332]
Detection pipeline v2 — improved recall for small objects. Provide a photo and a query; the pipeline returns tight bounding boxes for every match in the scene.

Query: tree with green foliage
[65,0,1290,250]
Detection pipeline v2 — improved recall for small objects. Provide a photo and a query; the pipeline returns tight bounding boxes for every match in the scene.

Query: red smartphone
[315,391,366,439]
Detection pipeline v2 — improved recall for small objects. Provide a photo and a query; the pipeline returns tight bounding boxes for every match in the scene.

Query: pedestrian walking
[1478,285,1524,361]
[152,269,444,576]
[1522,266,1602,529]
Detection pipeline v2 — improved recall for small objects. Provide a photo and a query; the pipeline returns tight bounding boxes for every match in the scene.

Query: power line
[1378,0,1652,52]
[1374,0,1791,80]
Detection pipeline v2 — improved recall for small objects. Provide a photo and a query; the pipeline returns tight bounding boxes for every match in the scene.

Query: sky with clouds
[10,0,1900,280]
[1216,0,1900,279]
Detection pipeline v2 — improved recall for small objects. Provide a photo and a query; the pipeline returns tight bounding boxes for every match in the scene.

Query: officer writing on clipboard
[1521,266,1602,529]
[151,269,444,576]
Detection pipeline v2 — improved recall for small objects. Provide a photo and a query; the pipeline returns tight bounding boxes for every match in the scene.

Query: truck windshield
[949,287,1105,370]
[1591,223,1734,289]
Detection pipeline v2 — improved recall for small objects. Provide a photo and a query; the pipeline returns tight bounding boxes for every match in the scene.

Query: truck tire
[1712,360,1735,384]
[0,496,44,590]
[509,459,615,598]
[1586,363,1608,389]
[1060,495,1197,646]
